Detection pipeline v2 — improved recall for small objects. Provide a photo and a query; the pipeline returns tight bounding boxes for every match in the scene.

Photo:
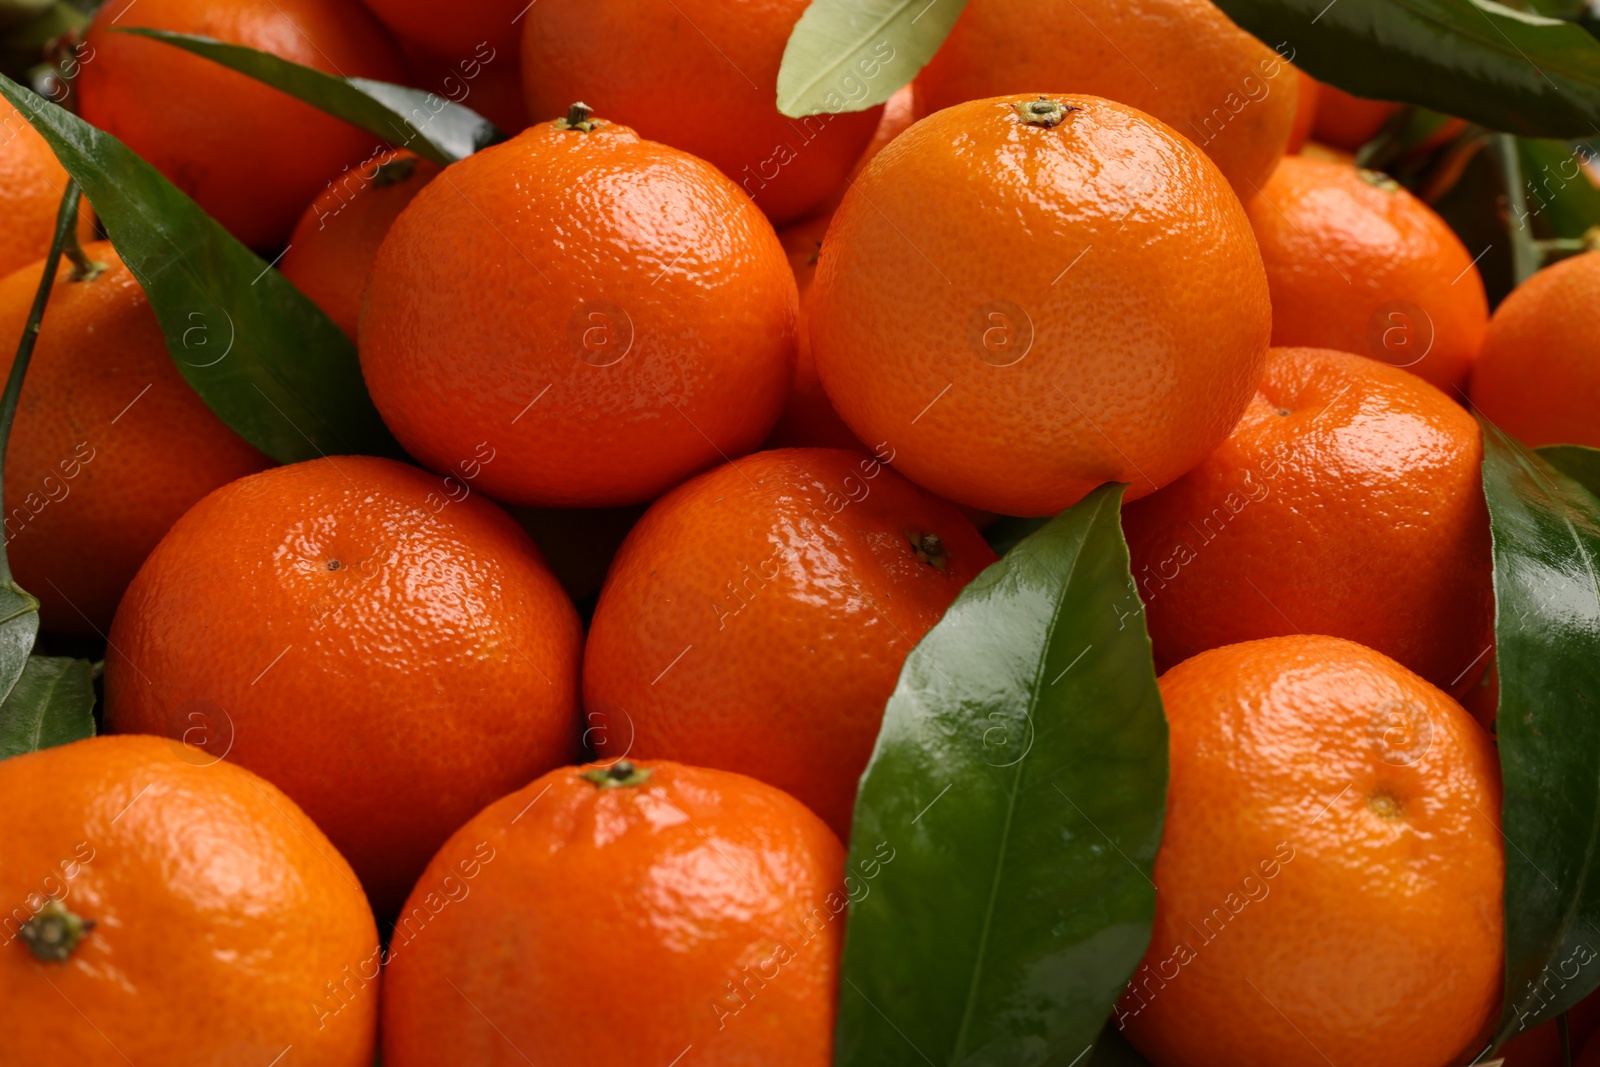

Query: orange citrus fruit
[279,148,441,340]
[1288,70,1320,153]
[520,0,882,225]
[1470,249,1600,448]
[398,37,529,133]
[79,0,406,249]
[916,0,1299,199]
[0,118,94,279]
[0,735,378,1065]
[766,210,865,452]
[810,94,1271,516]
[1312,83,1400,150]
[381,759,844,1067]
[1119,635,1502,1067]
[0,242,269,635]
[103,455,583,916]
[1246,154,1489,393]
[362,0,524,60]
[1122,347,1493,693]
[582,448,995,837]
[360,111,797,508]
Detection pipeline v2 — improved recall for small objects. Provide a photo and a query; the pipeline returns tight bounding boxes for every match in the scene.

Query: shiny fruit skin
[360,116,797,508]
[279,149,441,340]
[0,244,270,635]
[1312,83,1399,150]
[0,121,95,278]
[381,759,844,1067]
[766,210,865,452]
[0,735,378,1066]
[79,0,405,250]
[916,0,1298,199]
[520,0,882,226]
[1246,155,1489,394]
[360,0,525,59]
[810,94,1271,517]
[582,448,996,838]
[1470,250,1600,448]
[1119,636,1502,1067]
[103,455,583,916]
[1123,347,1492,693]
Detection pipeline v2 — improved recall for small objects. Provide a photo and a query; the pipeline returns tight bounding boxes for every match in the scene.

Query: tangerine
[0,735,378,1065]
[1122,347,1493,693]
[360,110,797,508]
[582,448,995,838]
[1118,635,1502,1067]
[79,0,405,249]
[103,455,583,916]
[1312,83,1399,150]
[809,94,1270,516]
[362,0,524,61]
[520,0,882,225]
[1246,154,1489,393]
[381,759,844,1067]
[0,242,269,635]
[0,118,94,279]
[279,148,441,340]
[916,0,1299,198]
[1287,70,1319,153]
[1470,249,1600,448]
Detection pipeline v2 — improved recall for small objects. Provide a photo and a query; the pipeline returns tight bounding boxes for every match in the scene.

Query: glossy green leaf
[0,73,400,463]
[1480,421,1600,1045]
[776,0,968,117]
[1541,444,1600,495]
[837,483,1167,1067]
[0,656,93,760]
[1212,0,1600,138]
[120,29,504,167]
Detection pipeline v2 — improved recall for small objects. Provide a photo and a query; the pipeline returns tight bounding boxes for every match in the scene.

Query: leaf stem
[0,181,82,584]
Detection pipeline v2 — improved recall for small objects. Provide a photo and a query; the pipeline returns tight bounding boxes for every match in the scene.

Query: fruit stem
[1013,96,1076,128]
[557,102,604,133]
[0,180,84,585]
[19,898,95,963]
[580,760,653,788]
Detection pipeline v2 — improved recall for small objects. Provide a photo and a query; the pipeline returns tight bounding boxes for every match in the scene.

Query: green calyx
[19,898,95,962]
[1013,96,1076,128]
[581,760,653,789]
[911,531,949,571]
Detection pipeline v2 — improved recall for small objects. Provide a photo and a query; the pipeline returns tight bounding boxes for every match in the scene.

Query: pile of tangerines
[0,0,1596,1064]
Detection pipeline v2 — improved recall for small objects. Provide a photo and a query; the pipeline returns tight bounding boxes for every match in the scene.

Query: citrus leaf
[1517,141,1600,240]
[1480,421,1600,1045]
[1541,444,1600,495]
[0,73,401,463]
[0,656,93,760]
[1212,0,1600,138]
[776,0,968,117]
[837,483,1167,1067]
[119,29,504,167]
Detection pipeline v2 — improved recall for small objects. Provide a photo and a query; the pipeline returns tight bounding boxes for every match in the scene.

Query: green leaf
[0,656,93,760]
[1212,0,1600,138]
[0,73,401,463]
[1480,421,1600,1043]
[837,483,1167,1067]
[119,29,504,167]
[1518,139,1600,240]
[1541,445,1600,496]
[776,0,968,118]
